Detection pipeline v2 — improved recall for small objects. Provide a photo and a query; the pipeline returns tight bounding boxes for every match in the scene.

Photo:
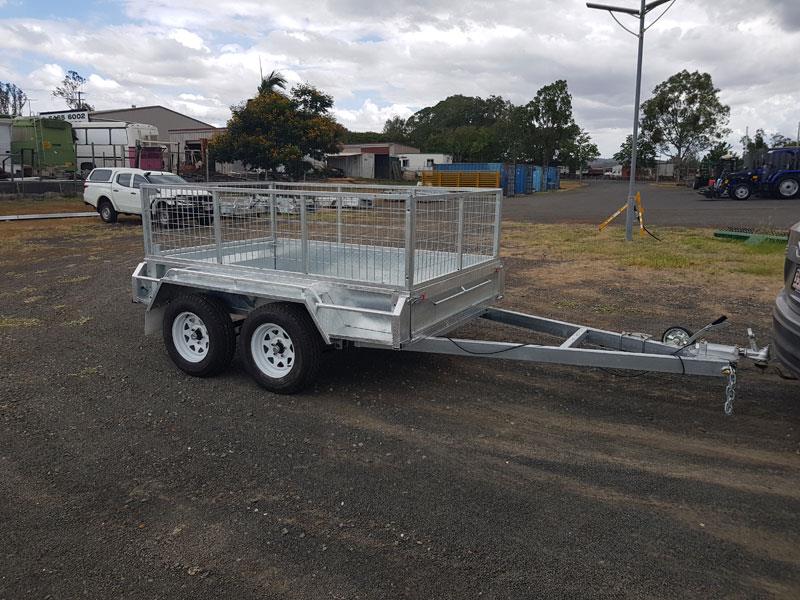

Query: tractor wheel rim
[251,322,295,378]
[780,180,799,196]
[172,311,209,363]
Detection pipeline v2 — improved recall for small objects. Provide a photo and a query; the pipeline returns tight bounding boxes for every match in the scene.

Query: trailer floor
[1,217,798,599]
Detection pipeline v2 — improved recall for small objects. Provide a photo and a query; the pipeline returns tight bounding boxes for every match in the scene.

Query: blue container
[546,166,560,190]
[533,167,543,192]
[514,165,533,194]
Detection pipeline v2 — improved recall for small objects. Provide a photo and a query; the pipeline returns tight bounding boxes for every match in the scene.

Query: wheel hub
[251,323,295,378]
[171,312,210,363]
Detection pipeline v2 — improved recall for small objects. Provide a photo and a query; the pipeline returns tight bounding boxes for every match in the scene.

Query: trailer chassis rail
[376,308,770,415]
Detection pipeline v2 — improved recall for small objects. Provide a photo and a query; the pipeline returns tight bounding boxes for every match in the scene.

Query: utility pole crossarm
[586,2,640,15]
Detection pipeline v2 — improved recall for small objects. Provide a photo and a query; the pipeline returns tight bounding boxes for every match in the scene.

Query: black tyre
[239,303,323,394]
[778,177,800,199]
[731,183,751,201]
[163,294,236,377]
[154,201,174,228]
[98,198,117,223]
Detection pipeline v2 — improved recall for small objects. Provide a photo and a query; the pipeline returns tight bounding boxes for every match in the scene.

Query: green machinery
[11,117,76,177]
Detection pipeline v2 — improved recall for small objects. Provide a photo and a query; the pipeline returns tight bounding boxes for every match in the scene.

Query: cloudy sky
[1,0,798,156]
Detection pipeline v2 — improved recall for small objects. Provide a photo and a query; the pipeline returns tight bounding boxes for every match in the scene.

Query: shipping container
[433,162,561,194]
[434,163,509,192]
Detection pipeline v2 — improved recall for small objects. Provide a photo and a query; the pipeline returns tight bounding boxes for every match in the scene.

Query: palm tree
[258,70,287,95]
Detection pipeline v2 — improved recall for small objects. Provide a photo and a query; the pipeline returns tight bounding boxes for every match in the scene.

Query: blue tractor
[705,147,800,200]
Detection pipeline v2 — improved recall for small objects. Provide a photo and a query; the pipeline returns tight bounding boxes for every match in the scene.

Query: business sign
[40,110,90,123]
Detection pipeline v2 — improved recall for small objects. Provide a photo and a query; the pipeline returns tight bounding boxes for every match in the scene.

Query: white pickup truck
[83,167,213,226]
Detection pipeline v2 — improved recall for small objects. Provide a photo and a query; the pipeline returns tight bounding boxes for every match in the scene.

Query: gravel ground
[1,216,799,599]
[505,180,800,231]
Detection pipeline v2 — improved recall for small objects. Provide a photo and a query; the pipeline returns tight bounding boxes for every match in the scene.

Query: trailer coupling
[394,308,771,415]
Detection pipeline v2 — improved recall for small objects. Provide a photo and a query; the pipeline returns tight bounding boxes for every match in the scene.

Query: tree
[528,80,576,174]
[0,82,27,116]
[403,94,509,160]
[770,133,793,148]
[496,103,536,163]
[702,141,737,163]
[52,70,93,110]
[209,82,343,178]
[613,134,656,169]
[640,70,730,178]
[562,129,600,175]
[382,116,408,142]
[258,70,287,95]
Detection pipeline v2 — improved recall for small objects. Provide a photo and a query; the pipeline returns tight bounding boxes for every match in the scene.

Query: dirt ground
[1,215,799,599]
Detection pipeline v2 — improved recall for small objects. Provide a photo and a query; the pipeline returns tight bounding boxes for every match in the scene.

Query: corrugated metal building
[91,105,213,142]
[89,106,240,175]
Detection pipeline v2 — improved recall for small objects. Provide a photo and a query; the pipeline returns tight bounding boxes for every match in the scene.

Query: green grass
[0,316,41,328]
[503,224,786,281]
[0,196,86,216]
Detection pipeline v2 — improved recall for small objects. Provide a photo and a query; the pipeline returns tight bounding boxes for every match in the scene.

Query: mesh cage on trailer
[140,183,502,290]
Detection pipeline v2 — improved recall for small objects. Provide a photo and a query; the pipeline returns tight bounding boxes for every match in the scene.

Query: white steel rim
[251,322,295,378]
[172,311,210,363]
[158,205,171,226]
[780,179,799,197]
[101,204,112,219]
[733,185,749,199]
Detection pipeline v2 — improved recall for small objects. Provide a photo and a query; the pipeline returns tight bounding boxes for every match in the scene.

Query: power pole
[587,0,674,241]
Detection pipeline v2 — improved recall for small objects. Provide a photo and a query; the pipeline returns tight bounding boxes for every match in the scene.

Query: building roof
[91,105,213,128]
[167,127,223,133]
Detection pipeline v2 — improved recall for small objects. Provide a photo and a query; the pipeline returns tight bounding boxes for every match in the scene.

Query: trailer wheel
[98,198,117,223]
[661,326,693,347]
[240,303,323,394]
[163,294,236,377]
[778,177,800,199]
[731,183,751,200]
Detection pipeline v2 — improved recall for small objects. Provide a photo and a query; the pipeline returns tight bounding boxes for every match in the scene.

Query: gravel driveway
[1,216,798,599]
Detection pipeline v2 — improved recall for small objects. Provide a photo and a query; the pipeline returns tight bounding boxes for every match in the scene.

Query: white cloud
[88,74,121,90]
[333,100,414,132]
[0,0,798,155]
[168,28,207,51]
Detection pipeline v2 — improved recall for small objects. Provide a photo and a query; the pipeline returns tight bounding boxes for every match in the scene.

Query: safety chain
[723,365,737,416]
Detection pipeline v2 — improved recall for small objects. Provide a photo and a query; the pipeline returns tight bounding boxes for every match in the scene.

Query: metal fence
[141,184,501,290]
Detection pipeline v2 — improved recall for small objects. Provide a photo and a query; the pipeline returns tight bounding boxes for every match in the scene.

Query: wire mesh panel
[142,184,501,290]
[412,190,499,284]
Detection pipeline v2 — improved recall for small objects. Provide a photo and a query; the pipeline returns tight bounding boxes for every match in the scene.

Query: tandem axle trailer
[132,182,769,414]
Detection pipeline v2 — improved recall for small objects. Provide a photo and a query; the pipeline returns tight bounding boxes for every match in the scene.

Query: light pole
[587,0,674,241]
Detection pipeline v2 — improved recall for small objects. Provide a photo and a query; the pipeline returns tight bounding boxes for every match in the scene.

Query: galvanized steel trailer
[132,182,768,411]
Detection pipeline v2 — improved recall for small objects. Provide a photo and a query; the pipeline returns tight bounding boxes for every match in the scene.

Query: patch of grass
[734,263,779,277]
[0,316,41,328]
[0,196,85,216]
[69,366,101,378]
[553,299,580,310]
[59,275,91,284]
[503,224,785,282]
[63,316,93,327]
[23,296,45,304]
